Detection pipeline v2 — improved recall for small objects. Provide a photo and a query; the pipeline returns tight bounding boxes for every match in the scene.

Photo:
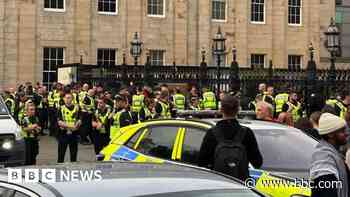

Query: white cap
[318,113,347,136]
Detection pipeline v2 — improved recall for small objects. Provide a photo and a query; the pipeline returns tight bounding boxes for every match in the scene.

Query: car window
[135,126,180,160]
[181,127,206,165]
[125,128,147,149]
[136,189,263,197]
[254,129,318,171]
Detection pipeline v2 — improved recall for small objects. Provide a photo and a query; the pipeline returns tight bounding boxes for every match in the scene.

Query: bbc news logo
[8,168,103,183]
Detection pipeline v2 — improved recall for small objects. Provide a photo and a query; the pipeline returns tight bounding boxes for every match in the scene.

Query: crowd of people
[2,80,350,196]
[1,81,222,165]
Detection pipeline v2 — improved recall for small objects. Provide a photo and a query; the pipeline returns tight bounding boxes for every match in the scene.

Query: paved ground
[36,135,96,165]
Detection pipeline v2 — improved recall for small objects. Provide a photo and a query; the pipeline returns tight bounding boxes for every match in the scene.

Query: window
[126,128,146,148]
[212,0,226,21]
[44,0,65,11]
[251,0,265,23]
[254,129,317,171]
[212,54,227,67]
[288,0,302,25]
[43,48,64,90]
[251,54,265,69]
[150,50,165,66]
[135,126,180,160]
[181,127,206,165]
[98,0,118,14]
[97,48,116,66]
[288,55,302,70]
[147,0,165,16]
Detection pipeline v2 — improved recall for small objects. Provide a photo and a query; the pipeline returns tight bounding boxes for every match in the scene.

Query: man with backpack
[198,94,263,181]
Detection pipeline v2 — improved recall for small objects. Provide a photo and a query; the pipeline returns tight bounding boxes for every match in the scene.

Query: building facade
[0,0,335,89]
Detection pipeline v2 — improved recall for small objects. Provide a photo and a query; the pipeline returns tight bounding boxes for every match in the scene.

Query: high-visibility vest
[18,100,32,123]
[326,99,347,119]
[110,110,132,140]
[81,95,95,113]
[61,105,79,128]
[203,92,217,110]
[21,116,39,138]
[275,93,289,113]
[131,95,144,113]
[5,98,15,115]
[138,107,154,122]
[158,101,171,118]
[173,94,186,110]
[95,109,110,134]
[79,91,87,103]
[48,91,56,108]
[287,101,301,122]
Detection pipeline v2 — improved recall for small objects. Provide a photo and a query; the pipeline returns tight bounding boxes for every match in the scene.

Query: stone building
[0,0,335,89]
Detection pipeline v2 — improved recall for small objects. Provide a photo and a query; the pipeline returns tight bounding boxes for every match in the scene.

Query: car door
[126,125,183,161]
[176,126,208,165]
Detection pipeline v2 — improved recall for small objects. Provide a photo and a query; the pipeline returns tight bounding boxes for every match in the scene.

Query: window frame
[44,0,66,12]
[98,0,119,15]
[288,0,302,26]
[288,55,303,70]
[147,0,166,18]
[211,0,228,23]
[43,47,65,90]
[129,125,182,161]
[250,0,266,24]
[149,50,166,66]
[177,126,208,165]
[250,54,266,69]
[97,48,117,67]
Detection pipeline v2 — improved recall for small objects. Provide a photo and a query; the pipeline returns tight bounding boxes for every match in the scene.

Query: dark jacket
[197,119,263,170]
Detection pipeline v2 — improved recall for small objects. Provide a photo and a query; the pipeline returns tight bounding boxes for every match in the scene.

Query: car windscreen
[0,99,8,115]
[254,128,318,171]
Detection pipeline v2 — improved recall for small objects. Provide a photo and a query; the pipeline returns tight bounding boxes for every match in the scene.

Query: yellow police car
[99,119,315,197]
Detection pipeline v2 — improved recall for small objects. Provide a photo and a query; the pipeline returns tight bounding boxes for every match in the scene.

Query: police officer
[138,97,156,122]
[201,88,217,110]
[109,95,133,140]
[47,83,61,137]
[80,88,95,145]
[79,83,89,102]
[173,87,186,110]
[34,86,48,136]
[283,91,302,123]
[21,103,41,165]
[326,95,347,119]
[57,93,81,163]
[155,89,172,119]
[16,92,33,124]
[4,90,15,117]
[92,99,111,154]
[131,87,145,113]
[275,90,289,116]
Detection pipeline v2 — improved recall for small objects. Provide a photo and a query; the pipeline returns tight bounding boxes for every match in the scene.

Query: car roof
[0,162,249,197]
[142,118,299,132]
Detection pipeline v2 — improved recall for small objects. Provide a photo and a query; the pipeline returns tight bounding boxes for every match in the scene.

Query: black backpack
[213,126,249,180]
